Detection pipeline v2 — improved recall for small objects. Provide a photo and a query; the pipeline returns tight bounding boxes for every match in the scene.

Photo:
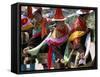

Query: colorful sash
[45,35,67,46]
[45,35,67,69]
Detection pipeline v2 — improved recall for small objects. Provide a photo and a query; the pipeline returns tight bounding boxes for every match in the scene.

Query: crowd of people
[21,6,95,71]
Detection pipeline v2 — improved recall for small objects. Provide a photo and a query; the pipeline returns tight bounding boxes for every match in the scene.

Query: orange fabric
[21,18,28,25]
[41,18,48,38]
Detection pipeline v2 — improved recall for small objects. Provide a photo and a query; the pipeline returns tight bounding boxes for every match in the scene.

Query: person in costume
[79,9,95,66]
[22,7,53,70]
[45,8,69,69]
[68,9,95,67]
[27,7,51,48]
[21,7,44,67]
[21,7,49,48]
[24,8,70,69]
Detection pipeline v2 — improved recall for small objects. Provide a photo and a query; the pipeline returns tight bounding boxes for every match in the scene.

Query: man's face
[73,38,81,49]
[80,52,85,59]
[55,21,65,29]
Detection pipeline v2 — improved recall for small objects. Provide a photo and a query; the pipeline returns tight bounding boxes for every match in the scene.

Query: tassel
[48,46,52,69]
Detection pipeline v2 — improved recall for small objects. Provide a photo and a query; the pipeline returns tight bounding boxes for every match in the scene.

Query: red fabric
[41,18,47,38]
[48,46,53,69]
[51,42,60,46]
[56,24,68,36]
[32,32,41,38]
[27,6,33,19]
[71,17,87,32]
[53,8,65,19]
[57,26,68,36]
[21,18,28,25]
[47,42,62,69]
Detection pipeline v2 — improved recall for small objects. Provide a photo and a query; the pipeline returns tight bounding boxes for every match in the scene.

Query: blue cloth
[52,52,56,64]
[21,64,35,71]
